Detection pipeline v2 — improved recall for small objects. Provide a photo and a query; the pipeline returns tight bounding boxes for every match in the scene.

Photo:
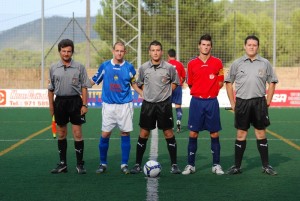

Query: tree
[94,0,224,66]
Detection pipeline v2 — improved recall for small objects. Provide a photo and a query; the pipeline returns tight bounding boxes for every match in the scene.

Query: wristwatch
[82,104,88,108]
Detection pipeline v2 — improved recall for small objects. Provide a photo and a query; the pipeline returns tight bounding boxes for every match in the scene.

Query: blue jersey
[92,59,136,104]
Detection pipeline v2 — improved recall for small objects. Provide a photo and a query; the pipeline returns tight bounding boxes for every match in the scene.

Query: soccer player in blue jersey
[90,41,143,174]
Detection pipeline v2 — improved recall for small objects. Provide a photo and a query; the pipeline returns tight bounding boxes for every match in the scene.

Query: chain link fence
[0,0,299,89]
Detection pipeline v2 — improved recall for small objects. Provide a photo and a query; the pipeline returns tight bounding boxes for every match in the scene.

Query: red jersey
[187,56,224,98]
[168,59,186,86]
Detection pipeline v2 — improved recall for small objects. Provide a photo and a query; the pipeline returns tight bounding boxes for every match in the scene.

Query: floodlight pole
[112,0,140,67]
[86,0,91,68]
[175,0,180,60]
[138,0,141,67]
[113,0,116,44]
[273,0,277,67]
[41,0,45,89]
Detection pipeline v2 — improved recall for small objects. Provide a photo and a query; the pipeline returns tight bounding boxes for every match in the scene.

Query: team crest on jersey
[258,69,265,77]
[114,75,119,80]
[209,74,215,79]
[161,76,168,83]
[72,78,78,84]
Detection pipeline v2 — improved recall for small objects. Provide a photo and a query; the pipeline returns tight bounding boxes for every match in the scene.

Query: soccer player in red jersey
[168,49,186,132]
[182,34,225,175]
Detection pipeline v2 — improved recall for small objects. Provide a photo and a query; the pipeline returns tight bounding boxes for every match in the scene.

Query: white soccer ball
[143,160,161,178]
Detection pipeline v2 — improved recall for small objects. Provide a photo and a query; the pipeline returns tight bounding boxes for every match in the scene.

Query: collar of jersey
[59,59,73,68]
[149,60,164,69]
[111,59,125,67]
[243,54,262,62]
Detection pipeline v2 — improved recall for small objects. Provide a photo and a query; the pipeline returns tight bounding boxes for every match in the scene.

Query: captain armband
[130,77,136,84]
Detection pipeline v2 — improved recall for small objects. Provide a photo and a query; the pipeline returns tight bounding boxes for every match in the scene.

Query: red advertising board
[270,89,300,107]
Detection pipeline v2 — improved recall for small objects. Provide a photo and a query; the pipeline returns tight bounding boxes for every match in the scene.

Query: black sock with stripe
[58,139,67,164]
[135,137,148,165]
[257,138,269,167]
[166,136,177,165]
[235,139,246,168]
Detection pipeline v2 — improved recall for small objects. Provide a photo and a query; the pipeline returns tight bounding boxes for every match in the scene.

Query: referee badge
[258,69,265,77]
[72,78,79,85]
[161,76,168,83]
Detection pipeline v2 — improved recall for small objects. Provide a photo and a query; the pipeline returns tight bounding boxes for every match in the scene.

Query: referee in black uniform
[48,39,90,174]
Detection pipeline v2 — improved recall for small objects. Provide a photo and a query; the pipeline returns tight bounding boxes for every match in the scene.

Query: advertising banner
[0,89,49,107]
[268,89,300,107]
[0,89,299,108]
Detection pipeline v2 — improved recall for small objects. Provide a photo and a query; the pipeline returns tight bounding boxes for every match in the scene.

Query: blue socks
[99,135,131,166]
[187,137,197,166]
[176,108,182,121]
[121,135,131,165]
[187,137,221,166]
[99,137,109,165]
[211,137,221,165]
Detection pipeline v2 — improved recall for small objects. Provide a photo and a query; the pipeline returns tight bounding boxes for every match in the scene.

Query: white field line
[146,127,159,201]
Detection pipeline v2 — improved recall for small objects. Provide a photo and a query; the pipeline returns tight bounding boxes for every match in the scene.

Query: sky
[0,0,101,32]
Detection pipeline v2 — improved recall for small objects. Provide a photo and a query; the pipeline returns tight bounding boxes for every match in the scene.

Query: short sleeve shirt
[137,60,179,102]
[48,59,89,96]
[187,56,224,98]
[168,59,186,86]
[225,54,278,99]
[92,59,136,104]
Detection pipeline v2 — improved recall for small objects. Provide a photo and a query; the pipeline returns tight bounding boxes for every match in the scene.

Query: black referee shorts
[235,97,270,131]
[54,95,86,126]
[139,98,174,131]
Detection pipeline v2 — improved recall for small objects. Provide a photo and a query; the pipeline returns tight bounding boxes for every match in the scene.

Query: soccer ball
[143,160,161,178]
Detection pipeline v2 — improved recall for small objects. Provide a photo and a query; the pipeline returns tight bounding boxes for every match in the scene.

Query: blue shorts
[171,86,182,105]
[188,97,221,133]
